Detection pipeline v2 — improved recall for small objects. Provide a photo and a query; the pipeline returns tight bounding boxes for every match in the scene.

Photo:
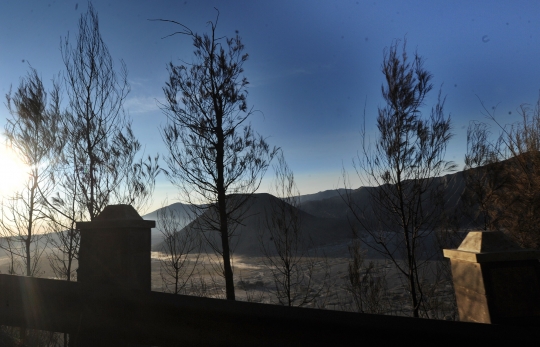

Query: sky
[1,0,540,213]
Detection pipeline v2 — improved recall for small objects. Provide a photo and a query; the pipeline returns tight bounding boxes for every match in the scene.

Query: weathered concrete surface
[451,261,487,294]
[445,231,540,324]
[0,274,539,346]
[457,231,522,253]
[443,231,540,262]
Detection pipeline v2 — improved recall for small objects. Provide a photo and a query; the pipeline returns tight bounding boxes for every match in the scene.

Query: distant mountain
[143,202,194,221]
[298,170,467,224]
[143,202,198,246]
[146,191,354,248]
[298,187,370,220]
[297,189,352,204]
[152,193,352,256]
[149,168,475,255]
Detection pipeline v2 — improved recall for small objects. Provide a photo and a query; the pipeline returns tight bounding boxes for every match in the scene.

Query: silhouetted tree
[260,152,330,307]
[346,229,389,314]
[157,11,276,300]
[464,100,540,248]
[462,120,506,231]
[46,155,84,283]
[60,2,158,223]
[0,66,62,346]
[1,67,61,277]
[51,4,159,345]
[42,2,159,284]
[157,202,202,294]
[344,40,455,318]
[46,1,158,286]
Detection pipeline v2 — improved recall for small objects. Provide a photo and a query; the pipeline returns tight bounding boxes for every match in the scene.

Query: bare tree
[43,126,85,347]
[346,232,389,314]
[43,1,159,282]
[1,66,62,347]
[157,202,202,294]
[499,107,540,248]
[461,120,506,231]
[260,152,330,307]
[60,1,158,222]
[48,5,158,345]
[157,11,277,300]
[464,100,540,248]
[46,174,84,283]
[343,40,455,318]
[1,67,61,277]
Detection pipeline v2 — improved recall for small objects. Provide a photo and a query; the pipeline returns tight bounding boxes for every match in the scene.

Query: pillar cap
[76,204,156,229]
[95,204,143,221]
[443,231,540,263]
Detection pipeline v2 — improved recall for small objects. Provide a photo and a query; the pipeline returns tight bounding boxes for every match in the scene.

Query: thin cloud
[124,95,164,114]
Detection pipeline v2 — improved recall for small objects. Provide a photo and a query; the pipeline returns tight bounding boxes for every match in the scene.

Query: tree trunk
[216,108,235,300]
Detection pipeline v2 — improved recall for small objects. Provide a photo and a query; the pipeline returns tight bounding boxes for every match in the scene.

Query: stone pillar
[76,204,155,291]
[444,231,540,324]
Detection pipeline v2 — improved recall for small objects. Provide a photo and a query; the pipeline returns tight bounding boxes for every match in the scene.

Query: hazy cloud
[124,95,164,114]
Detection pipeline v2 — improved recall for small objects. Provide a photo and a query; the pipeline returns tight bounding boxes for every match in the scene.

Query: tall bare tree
[60,1,158,223]
[157,11,277,300]
[1,67,63,346]
[344,40,455,318]
[1,67,61,277]
[45,2,158,284]
[52,5,159,345]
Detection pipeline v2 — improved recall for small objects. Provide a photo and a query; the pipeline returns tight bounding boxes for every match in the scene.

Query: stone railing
[444,230,540,325]
[0,206,539,346]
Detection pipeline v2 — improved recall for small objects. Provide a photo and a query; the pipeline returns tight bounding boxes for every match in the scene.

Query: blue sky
[1,1,539,212]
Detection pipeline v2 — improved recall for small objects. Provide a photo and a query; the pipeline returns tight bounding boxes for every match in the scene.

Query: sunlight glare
[0,145,29,197]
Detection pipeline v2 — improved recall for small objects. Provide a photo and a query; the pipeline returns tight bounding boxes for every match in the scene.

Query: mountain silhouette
[151,193,351,255]
[150,161,520,257]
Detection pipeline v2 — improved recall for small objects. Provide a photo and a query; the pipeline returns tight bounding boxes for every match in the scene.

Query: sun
[0,145,29,197]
